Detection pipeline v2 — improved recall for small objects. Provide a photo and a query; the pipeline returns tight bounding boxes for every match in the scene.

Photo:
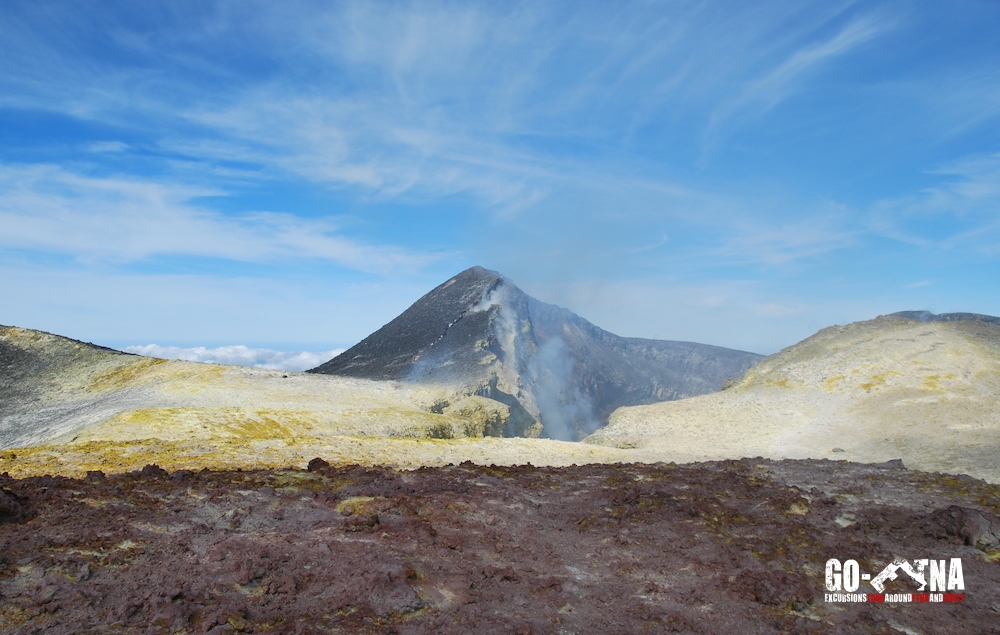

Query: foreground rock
[311,267,762,439]
[1,459,997,634]
[588,313,1000,483]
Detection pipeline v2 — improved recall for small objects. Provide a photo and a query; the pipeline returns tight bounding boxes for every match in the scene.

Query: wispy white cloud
[929,152,1000,203]
[710,13,889,127]
[124,343,343,372]
[916,67,1000,139]
[0,261,436,348]
[88,141,130,153]
[0,163,436,272]
[718,210,860,266]
[869,152,1000,253]
[1,0,998,350]
[0,0,897,215]
[521,275,830,354]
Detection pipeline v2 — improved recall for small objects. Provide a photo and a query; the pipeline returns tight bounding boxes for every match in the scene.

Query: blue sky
[2,0,999,359]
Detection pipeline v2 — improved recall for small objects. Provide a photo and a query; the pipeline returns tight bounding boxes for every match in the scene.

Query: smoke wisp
[473,284,523,369]
[527,336,601,441]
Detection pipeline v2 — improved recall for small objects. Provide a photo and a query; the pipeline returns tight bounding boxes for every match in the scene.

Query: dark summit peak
[309,266,518,382]
[458,264,500,279]
[310,269,762,440]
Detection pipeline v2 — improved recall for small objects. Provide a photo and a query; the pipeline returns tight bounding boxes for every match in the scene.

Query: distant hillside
[0,324,531,456]
[587,312,1000,483]
[0,325,149,448]
[310,266,763,440]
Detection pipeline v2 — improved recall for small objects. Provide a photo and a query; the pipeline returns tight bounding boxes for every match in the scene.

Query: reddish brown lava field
[1,458,999,634]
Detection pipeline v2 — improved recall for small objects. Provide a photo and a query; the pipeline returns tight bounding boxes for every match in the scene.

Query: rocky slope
[311,267,762,440]
[1,459,997,634]
[587,313,1000,483]
[0,324,655,478]
[1,325,159,449]
[0,325,527,455]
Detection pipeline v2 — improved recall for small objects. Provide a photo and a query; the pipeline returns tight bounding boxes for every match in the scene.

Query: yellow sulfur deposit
[588,316,1000,484]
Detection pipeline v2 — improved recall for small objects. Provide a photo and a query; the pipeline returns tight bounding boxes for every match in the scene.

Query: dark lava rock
[310,267,763,439]
[926,505,1000,551]
[139,464,168,479]
[0,488,27,524]
[1,459,998,634]
[307,457,331,472]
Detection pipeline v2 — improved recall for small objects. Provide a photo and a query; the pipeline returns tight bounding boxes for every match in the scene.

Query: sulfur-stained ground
[591,317,1000,484]
[1,458,999,634]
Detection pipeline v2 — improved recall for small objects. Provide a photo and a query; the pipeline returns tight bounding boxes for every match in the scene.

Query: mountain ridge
[891,310,1000,325]
[310,266,763,440]
[587,312,1000,483]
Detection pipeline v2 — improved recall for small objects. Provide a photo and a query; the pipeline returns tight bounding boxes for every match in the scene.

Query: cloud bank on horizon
[1,0,998,355]
[124,344,343,373]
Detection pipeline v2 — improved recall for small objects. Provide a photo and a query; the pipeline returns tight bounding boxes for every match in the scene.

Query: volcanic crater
[3,270,1000,633]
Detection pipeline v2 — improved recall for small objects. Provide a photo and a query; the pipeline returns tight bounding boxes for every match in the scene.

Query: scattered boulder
[307,457,330,472]
[0,488,26,524]
[925,505,1000,551]
[874,458,905,470]
[140,464,168,479]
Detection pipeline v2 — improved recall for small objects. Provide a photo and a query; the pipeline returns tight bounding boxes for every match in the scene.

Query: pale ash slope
[0,325,165,448]
[0,325,518,449]
[0,325,635,477]
[586,315,1000,483]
